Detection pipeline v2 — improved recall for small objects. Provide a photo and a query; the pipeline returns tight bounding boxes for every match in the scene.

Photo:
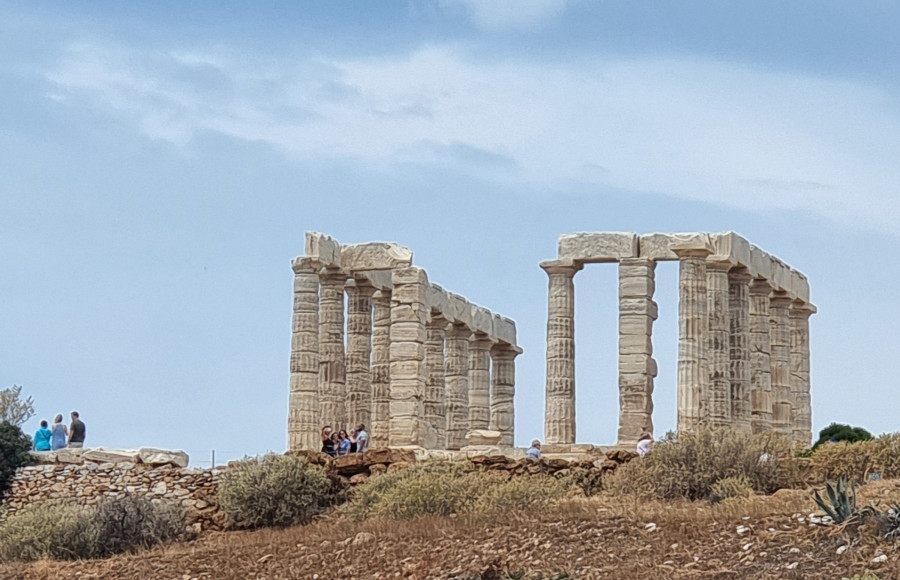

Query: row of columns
[542,253,813,447]
[289,261,520,451]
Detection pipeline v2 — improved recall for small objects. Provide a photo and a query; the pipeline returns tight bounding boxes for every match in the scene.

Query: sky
[2,1,899,466]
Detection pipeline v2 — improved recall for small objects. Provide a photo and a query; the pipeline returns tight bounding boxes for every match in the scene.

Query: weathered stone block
[619,314,653,336]
[619,298,658,318]
[390,322,426,343]
[465,429,503,445]
[618,333,653,355]
[470,306,493,336]
[713,231,751,266]
[390,303,427,324]
[669,233,715,256]
[81,448,140,464]
[391,267,428,286]
[558,232,638,263]
[639,233,678,261]
[427,284,450,314]
[493,315,517,346]
[618,355,658,376]
[138,448,189,468]
[305,232,341,266]
[341,242,413,271]
[790,270,810,303]
[390,341,425,361]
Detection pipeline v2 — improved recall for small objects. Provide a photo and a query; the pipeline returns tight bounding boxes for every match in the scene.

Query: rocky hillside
[2,481,899,579]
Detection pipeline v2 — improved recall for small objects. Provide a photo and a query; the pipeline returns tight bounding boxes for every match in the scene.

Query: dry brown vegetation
[3,481,900,579]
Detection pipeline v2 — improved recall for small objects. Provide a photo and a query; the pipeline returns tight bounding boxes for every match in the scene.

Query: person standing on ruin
[68,411,86,448]
[33,420,52,451]
[321,426,336,456]
[356,424,369,453]
[50,414,68,451]
[525,439,542,460]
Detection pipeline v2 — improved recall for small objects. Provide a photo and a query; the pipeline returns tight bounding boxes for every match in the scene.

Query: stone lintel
[670,232,715,258]
[427,283,450,317]
[712,231,752,267]
[354,270,393,291]
[493,314,517,346]
[470,306,494,337]
[557,232,638,263]
[790,270,810,303]
[341,242,413,272]
[305,232,341,267]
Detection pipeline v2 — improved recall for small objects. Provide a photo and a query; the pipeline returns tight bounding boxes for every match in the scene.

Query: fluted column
[425,314,448,449]
[490,343,521,448]
[674,247,712,433]
[728,268,752,432]
[468,334,493,431]
[542,260,582,445]
[790,301,815,447]
[769,291,793,437]
[617,258,657,446]
[345,279,375,431]
[749,279,773,433]
[318,268,349,430]
[389,267,429,447]
[370,290,392,448]
[706,259,732,427]
[288,257,321,451]
[444,323,471,450]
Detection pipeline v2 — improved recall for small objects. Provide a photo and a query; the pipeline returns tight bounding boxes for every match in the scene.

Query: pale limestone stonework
[542,231,815,448]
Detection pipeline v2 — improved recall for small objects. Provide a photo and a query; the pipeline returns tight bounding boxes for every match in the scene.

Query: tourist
[525,439,541,460]
[50,414,68,451]
[321,426,336,457]
[348,428,359,453]
[356,423,369,453]
[68,411,86,448]
[636,433,653,457]
[33,420,52,452]
[337,429,350,456]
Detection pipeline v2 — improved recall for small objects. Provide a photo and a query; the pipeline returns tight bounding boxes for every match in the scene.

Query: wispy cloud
[45,42,900,232]
[439,0,568,31]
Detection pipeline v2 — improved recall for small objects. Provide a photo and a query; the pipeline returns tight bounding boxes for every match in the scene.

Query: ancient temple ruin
[541,232,815,448]
[288,232,521,451]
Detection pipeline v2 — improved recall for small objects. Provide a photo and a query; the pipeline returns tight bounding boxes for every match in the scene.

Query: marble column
[749,279,773,433]
[617,258,657,446]
[318,268,348,430]
[706,258,732,427]
[468,334,493,431]
[728,267,752,432]
[288,257,321,451]
[769,290,793,437]
[389,267,429,447]
[542,260,582,445]
[790,301,815,447]
[674,247,712,433]
[425,314,448,449]
[444,323,471,450]
[345,279,375,432]
[370,290,392,448]
[490,343,520,447]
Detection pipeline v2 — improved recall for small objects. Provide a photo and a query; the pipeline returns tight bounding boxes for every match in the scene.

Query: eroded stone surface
[558,232,638,263]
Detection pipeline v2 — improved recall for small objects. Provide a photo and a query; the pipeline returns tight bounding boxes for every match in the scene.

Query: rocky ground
[3,483,900,579]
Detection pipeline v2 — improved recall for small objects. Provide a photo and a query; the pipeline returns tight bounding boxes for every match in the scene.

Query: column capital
[490,342,523,359]
[672,243,714,259]
[470,332,495,349]
[728,266,753,283]
[749,278,772,296]
[446,323,473,340]
[427,313,448,328]
[790,300,817,317]
[540,259,584,277]
[291,256,322,274]
[372,289,392,304]
[620,256,656,269]
[345,277,377,295]
[769,290,793,307]
[706,256,735,272]
[319,267,349,284]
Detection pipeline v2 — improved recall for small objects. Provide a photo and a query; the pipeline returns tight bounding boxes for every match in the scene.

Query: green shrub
[0,421,35,497]
[813,423,873,449]
[709,476,754,504]
[344,462,567,521]
[218,454,333,529]
[474,475,568,512]
[91,496,183,557]
[604,427,794,501]
[0,503,93,562]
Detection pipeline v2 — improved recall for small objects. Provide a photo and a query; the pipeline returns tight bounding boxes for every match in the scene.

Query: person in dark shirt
[321,426,336,457]
[68,411,86,448]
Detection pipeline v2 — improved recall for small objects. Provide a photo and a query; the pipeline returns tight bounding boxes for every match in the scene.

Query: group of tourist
[32,411,86,451]
[321,423,369,457]
[523,433,653,461]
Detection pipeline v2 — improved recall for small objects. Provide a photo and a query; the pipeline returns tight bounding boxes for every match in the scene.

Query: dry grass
[4,481,900,579]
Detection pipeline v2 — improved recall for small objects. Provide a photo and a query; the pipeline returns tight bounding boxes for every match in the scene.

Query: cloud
[44,42,900,233]
[439,0,567,31]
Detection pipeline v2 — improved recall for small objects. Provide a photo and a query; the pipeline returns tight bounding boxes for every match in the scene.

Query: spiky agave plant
[812,478,858,523]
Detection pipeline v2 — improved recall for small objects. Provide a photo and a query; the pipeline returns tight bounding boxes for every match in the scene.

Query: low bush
[218,454,333,529]
[344,462,567,521]
[560,467,604,497]
[708,476,754,504]
[0,421,35,497]
[0,497,181,562]
[92,496,183,557]
[604,427,795,501]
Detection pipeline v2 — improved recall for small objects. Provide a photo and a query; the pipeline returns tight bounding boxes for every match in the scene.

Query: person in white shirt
[636,433,653,457]
[356,423,370,453]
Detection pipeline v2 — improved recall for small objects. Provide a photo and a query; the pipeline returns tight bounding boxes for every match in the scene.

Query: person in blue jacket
[33,420,52,451]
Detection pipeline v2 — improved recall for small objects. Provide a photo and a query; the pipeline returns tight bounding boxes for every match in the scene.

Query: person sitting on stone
[636,433,653,457]
[356,424,369,453]
[50,414,68,451]
[337,430,349,456]
[33,420,52,452]
[321,426,336,457]
[525,439,542,460]
[348,428,359,453]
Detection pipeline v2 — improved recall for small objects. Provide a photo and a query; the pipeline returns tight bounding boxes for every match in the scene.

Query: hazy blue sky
[3,1,899,465]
